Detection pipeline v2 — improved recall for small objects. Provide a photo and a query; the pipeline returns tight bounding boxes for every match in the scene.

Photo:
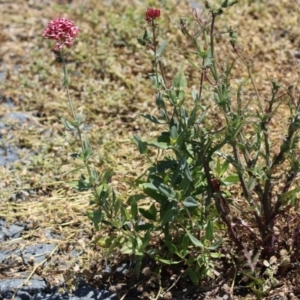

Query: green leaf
[61,117,75,131]
[182,196,199,208]
[165,241,178,254]
[185,268,199,284]
[121,243,133,254]
[89,169,99,186]
[70,152,80,159]
[136,223,154,231]
[182,233,189,256]
[101,169,115,184]
[221,0,239,8]
[131,199,138,219]
[149,203,157,220]
[215,158,229,177]
[175,131,188,148]
[247,176,256,192]
[156,92,165,108]
[151,180,177,199]
[222,174,239,185]
[87,208,102,231]
[134,258,142,277]
[95,235,116,248]
[197,111,207,124]
[214,92,221,104]
[156,38,169,57]
[170,125,178,140]
[133,135,148,154]
[68,176,90,191]
[146,248,158,256]
[161,208,177,226]
[220,160,229,176]
[207,238,223,250]
[155,160,177,172]
[173,90,185,105]
[148,132,170,149]
[171,164,181,186]
[139,207,157,221]
[192,89,199,103]
[141,229,151,249]
[140,113,165,124]
[184,166,193,183]
[216,157,221,176]
[149,73,164,88]
[279,185,300,201]
[127,194,145,204]
[93,183,110,203]
[173,64,187,89]
[113,193,122,216]
[142,183,168,204]
[241,271,264,285]
[204,57,212,68]
[82,136,93,160]
[157,258,181,265]
[210,252,224,258]
[188,106,199,127]
[205,220,214,241]
[178,176,191,194]
[186,231,204,247]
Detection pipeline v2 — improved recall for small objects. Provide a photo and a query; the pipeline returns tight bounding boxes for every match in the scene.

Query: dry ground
[1,0,300,299]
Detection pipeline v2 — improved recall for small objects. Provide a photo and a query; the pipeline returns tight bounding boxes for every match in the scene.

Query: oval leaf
[182,196,199,208]
[187,231,204,248]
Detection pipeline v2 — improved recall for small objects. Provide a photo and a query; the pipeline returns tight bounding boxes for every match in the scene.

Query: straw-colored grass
[1,0,300,298]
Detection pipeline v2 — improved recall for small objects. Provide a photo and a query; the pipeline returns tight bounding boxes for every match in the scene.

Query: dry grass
[1,0,300,298]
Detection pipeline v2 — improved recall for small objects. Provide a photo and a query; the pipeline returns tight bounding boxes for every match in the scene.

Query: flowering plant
[145,7,161,23]
[42,17,126,244]
[43,3,300,297]
[42,17,79,51]
[134,2,300,294]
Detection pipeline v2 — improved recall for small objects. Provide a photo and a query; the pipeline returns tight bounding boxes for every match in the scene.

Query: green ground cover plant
[2,0,300,299]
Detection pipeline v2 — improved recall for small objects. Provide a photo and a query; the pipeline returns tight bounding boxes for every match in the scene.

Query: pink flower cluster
[42,18,79,51]
[145,7,161,23]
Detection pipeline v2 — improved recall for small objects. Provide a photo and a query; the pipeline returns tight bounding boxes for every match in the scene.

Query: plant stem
[247,64,262,112]
[209,13,218,82]
[202,152,244,251]
[151,21,169,89]
[199,58,205,101]
[231,142,266,237]
[61,50,93,183]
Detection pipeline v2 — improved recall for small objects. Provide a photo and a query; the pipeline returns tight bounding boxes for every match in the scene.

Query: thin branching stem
[247,65,262,112]
[231,142,266,237]
[61,50,93,184]
[202,151,244,251]
[151,21,169,89]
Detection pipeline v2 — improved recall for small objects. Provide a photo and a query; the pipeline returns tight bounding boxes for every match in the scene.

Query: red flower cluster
[145,7,160,23]
[42,18,79,51]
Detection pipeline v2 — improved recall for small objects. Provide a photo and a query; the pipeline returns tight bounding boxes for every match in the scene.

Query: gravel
[0,218,117,300]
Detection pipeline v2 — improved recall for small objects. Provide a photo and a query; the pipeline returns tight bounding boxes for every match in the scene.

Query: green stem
[202,153,244,251]
[198,58,205,101]
[247,65,262,112]
[210,14,215,61]
[61,49,93,183]
[151,21,159,87]
[231,141,265,237]
[61,50,75,119]
[151,21,168,89]
[209,13,218,82]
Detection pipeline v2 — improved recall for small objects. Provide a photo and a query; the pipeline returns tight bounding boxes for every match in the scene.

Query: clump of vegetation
[43,1,300,298]
[2,0,300,299]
